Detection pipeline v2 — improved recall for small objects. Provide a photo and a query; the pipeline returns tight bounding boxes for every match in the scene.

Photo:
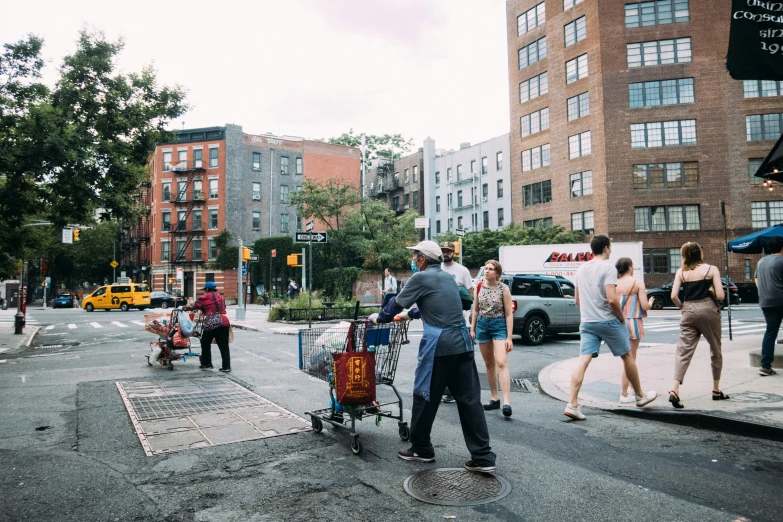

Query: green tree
[344,200,419,270]
[324,129,413,160]
[211,230,238,271]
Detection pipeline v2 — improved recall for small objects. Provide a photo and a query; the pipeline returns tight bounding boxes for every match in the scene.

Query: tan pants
[674,298,723,383]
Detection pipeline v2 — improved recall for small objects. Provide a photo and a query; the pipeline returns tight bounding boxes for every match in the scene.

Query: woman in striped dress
[616,258,655,404]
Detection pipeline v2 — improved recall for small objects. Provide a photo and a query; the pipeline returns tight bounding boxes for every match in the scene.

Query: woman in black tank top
[669,242,729,408]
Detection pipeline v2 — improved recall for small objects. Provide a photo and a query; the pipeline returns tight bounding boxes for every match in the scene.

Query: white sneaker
[619,394,636,404]
[635,391,658,407]
[564,403,586,420]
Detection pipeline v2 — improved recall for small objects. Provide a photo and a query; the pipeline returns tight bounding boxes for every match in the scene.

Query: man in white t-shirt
[439,241,475,403]
[565,235,657,421]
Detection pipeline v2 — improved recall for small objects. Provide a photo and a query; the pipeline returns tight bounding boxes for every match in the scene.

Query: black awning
[754,133,783,183]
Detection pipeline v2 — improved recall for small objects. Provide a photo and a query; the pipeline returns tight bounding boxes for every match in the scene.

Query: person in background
[186,281,231,373]
[287,278,300,299]
[382,268,398,308]
[756,236,783,376]
[669,242,727,408]
[615,257,655,403]
[565,235,657,421]
[369,240,496,473]
[471,260,514,417]
[439,241,475,403]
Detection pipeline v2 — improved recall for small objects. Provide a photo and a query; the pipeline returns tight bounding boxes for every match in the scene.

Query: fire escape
[120,186,152,282]
[169,162,206,271]
[368,159,404,214]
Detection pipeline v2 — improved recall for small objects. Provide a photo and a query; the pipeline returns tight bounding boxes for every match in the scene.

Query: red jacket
[194,291,230,328]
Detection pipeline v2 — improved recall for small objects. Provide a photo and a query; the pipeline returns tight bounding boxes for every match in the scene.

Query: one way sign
[295,232,328,243]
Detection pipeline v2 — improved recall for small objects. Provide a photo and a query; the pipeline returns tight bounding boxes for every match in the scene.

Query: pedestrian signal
[73,229,81,242]
[241,246,251,261]
[454,239,461,256]
[287,254,302,267]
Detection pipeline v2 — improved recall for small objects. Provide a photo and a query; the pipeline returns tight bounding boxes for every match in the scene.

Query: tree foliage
[211,230,238,271]
[344,200,419,270]
[324,129,413,160]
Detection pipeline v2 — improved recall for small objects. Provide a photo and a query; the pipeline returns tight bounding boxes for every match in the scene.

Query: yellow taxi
[81,284,151,312]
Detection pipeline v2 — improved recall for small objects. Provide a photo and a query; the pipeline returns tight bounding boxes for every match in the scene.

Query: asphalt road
[0,312,781,521]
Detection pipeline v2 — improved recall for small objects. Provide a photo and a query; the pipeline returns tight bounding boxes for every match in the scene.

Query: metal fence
[286,304,381,322]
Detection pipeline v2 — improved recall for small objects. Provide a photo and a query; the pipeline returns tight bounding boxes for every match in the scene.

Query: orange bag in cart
[333,351,376,406]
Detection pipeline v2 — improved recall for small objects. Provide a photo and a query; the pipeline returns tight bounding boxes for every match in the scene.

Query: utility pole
[308,236,313,329]
[113,241,116,283]
[721,201,733,340]
[360,134,366,202]
[236,237,245,321]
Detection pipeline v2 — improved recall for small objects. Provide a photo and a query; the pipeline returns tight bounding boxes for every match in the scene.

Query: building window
[177,149,187,170]
[457,216,463,229]
[643,248,682,274]
[447,193,453,209]
[175,239,187,262]
[435,171,441,186]
[498,208,505,227]
[296,216,302,232]
[193,180,203,200]
[518,37,547,70]
[296,157,303,175]
[448,218,453,231]
[280,156,289,175]
[413,165,418,182]
[631,120,697,148]
[521,107,550,138]
[635,205,700,231]
[632,162,699,189]
[524,217,552,228]
[568,131,592,159]
[280,185,289,202]
[519,71,549,104]
[161,242,170,262]
[194,149,202,169]
[566,54,588,84]
[252,152,261,171]
[567,92,589,121]
[208,209,219,230]
[749,158,764,185]
[743,80,783,98]
[252,182,262,200]
[456,165,463,181]
[404,193,410,208]
[570,171,593,197]
[457,190,463,207]
[209,179,219,199]
[481,156,488,174]
[163,151,172,171]
[177,210,187,231]
[192,239,202,262]
[497,179,504,198]
[393,197,400,211]
[162,182,171,202]
[627,38,692,68]
[564,0,584,9]
[571,210,595,233]
[564,16,586,47]
[436,196,441,213]
[521,144,551,172]
[745,259,752,280]
[447,168,452,182]
[281,213,289,233]
[523,180,552,207]
[746,114,783,141]
[296,185,302,192]
[472,213,478,229]
[161,211,171,232]
[208,239,217,260]
[482,183,488,201]
[496,152,503,170]
[483,211,490,229]
[629,78,694,107]
[625,0,690,28]
[405,168,410,183]
[752,201,783,228]
[412,191,419,208]
[193,210,202,231]
[471,160,477,175]
[209,147,218,168]
[177,180,188,202]
[518,2,546,36]
[252,211,261,230]
[436,220,441,234]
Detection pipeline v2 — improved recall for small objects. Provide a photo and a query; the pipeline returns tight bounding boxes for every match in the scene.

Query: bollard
[14,311,25,335]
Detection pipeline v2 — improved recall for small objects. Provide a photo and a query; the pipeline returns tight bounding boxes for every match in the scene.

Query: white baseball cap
[407,240,443,262]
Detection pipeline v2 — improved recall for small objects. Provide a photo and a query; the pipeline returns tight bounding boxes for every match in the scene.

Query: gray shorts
[580,319,631,357]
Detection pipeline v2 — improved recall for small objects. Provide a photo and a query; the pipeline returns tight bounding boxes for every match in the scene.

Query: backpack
[458,286,473,311]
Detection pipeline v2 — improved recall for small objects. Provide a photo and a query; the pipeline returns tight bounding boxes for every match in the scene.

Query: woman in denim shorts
[470,260,515,417]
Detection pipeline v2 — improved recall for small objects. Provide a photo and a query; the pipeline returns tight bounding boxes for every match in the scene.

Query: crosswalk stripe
[67,324,77,329]
[90,322,103,329]
[131,320,145,326]
[111,321,128,328]
[45,325,55,330]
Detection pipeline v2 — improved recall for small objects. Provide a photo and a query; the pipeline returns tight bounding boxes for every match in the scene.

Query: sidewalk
[0,309,40,355]
[539,334,783,440]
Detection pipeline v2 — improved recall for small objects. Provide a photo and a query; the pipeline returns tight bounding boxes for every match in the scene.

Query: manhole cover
[729,392,783,403]
[403,468,511,506]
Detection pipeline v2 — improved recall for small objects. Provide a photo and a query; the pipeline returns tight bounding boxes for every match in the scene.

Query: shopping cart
[299,319,410,455]
[144,309,202,370]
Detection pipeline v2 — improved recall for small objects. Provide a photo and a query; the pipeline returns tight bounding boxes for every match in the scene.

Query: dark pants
[410,351,496,466]
[200,326,230,369]
[381,293,396,308]
[761,307,783,369]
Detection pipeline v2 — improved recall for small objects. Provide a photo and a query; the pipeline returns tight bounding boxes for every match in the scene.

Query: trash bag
[178,312,194,337]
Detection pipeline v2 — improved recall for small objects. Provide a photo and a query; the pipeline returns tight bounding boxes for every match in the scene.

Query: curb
[537,360,783,442]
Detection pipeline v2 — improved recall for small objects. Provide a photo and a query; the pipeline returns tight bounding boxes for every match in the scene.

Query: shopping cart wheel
[398,423,410,441]
[311,417,323,434]
[350,437,362,455]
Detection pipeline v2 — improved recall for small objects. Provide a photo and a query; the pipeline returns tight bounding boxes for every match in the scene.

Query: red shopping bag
[333,351,376,406]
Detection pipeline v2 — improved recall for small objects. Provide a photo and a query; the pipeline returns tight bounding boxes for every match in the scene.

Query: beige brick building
[506,0,783,285]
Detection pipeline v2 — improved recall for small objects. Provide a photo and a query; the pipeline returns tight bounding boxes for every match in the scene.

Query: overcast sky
[3,0,510,152]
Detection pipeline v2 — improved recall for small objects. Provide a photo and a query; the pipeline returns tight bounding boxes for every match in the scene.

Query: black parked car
[149,292,187,309]
[647,278,740,310]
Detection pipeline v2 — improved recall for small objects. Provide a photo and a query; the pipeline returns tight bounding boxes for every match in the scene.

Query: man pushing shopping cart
[369,240,497,474]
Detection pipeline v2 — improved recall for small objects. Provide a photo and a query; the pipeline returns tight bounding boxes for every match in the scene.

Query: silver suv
[500,274,579,345]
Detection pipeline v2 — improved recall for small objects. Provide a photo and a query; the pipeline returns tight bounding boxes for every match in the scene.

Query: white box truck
[473,242,645,284]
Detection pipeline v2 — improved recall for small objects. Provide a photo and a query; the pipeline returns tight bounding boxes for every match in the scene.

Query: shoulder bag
[203,293,224,331]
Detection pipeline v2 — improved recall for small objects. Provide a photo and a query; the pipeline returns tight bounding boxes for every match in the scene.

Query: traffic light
[73,229,81,242]
[454,239,461,256]
[287,254,302,267]
[241,246,251,261]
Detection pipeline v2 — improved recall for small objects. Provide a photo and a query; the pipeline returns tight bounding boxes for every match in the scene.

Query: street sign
[455,228,465,238]
[271,249,277,258]
[62,228,73,244]
[415,218,429,229]
[110,260,119,268]
[242,266,247,276]
[176,267,184,281]
[116,277,130,284]
[295,232,328,243]
[249,254,259,262]
[306,219,314,232]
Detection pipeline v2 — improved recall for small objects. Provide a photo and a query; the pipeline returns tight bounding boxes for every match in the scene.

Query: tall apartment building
[367,150,425,215]
[506,0,783,284]
[120,124,360,298]
[423,135,512,237]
